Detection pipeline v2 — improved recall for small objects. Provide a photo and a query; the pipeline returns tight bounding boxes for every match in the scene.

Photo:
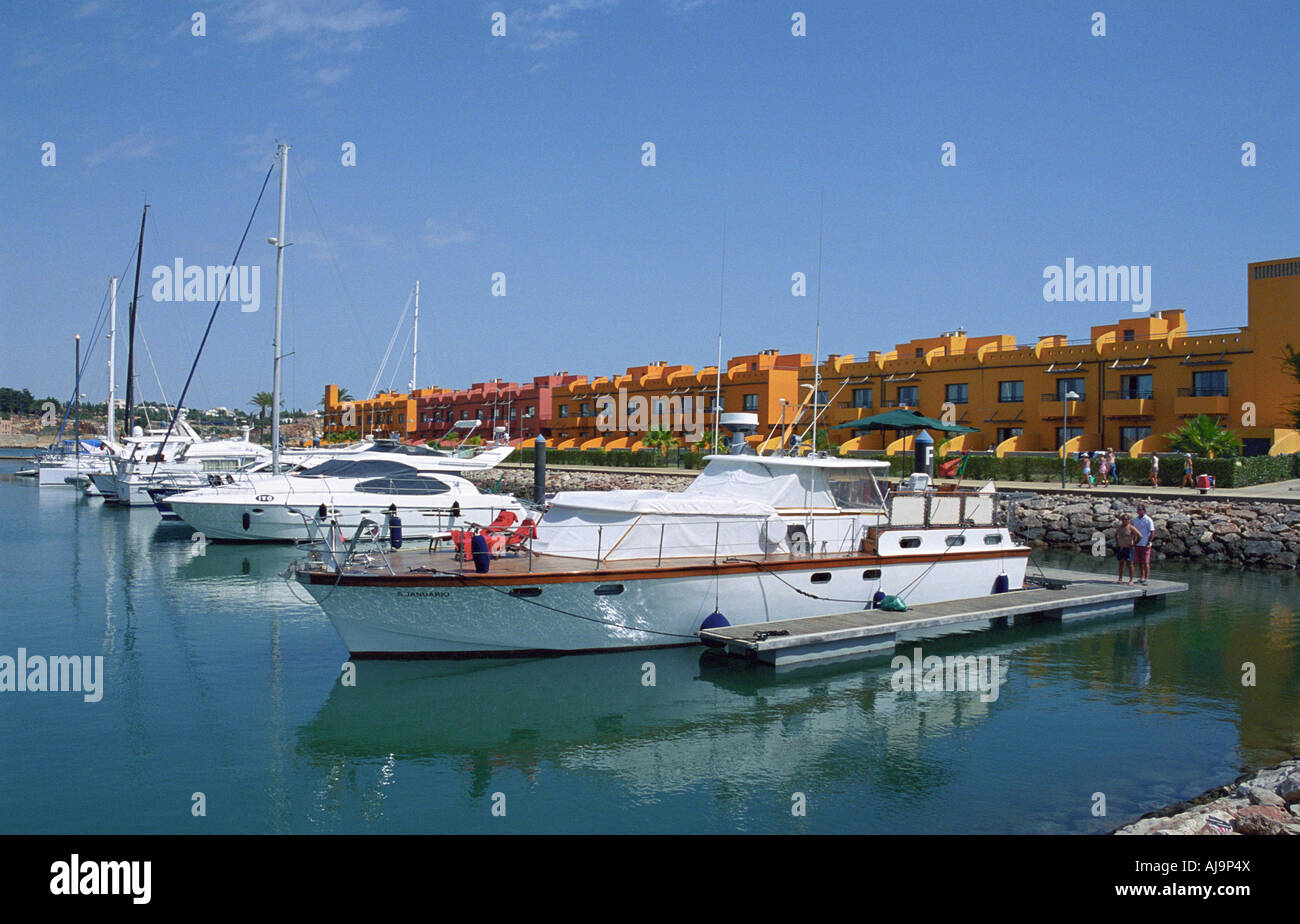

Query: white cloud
[424,219,475,249]
[233,0,407,46]
[85,128,161,166]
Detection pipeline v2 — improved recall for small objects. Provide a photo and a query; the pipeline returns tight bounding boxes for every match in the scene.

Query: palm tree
[1163,414,1241,458]
[1282,345,1300,428]
[320,385,353,408]
[249,392,274,432]
[642,428,680,456]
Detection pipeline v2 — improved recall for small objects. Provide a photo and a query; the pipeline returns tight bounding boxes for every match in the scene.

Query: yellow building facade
[806,257,1299,456]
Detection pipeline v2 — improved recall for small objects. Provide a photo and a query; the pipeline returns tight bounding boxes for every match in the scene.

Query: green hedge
[929,452,1300,488]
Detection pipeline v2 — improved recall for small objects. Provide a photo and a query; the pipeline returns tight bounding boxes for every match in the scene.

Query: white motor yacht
[292,453,1031,657]
[167,453,525,542]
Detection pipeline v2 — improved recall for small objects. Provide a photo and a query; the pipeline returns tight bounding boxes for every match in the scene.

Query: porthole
[594,584,624,596]
[983,534,1003,545]
[862,569,882,580]
[945,535,966,547]
[899,537,922,549]
[811,572,832,584]
[509,587,542,597]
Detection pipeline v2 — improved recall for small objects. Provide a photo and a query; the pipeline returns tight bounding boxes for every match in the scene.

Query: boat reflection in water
[292,605,1182,830]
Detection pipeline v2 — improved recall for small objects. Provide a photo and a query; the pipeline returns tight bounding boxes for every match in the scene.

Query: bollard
[533,434,547,506]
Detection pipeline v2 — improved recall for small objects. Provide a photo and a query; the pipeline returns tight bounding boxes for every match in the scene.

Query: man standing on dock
[1132,504,1155,585]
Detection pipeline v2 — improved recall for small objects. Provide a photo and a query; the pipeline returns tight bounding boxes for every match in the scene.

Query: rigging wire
[149,158,278,474]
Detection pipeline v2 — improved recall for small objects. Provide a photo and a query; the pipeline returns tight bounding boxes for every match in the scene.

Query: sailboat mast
[270,142,290,469]
[74,335,82,460]
[714,219,726,455]
[410,280,419,393]
[812,194,824,456]
[123,204,147,439]
[107,276,117,439]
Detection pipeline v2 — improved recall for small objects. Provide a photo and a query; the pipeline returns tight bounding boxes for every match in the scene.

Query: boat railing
[299,515,395,575]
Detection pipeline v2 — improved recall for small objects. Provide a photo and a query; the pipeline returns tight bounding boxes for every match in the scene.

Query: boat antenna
[811,190,824,457]
[713,216,726,455]
[123,203,147,439]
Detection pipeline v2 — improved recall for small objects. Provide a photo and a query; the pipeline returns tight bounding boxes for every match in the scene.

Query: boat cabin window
[983,534,1003,545]
[810,572,832,584]
[898,536,922,549]
[945,535,966,547]
[862,569,882,580]
[594,584,625,596]
[354,475,451,495]
[826,471,885,510]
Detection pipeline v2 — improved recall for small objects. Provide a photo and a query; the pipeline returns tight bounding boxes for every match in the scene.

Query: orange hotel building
[324,257,1300,456]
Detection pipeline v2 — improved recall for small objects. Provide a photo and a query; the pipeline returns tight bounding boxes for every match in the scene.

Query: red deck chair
[502,518,537,554]
[483,510,518,533]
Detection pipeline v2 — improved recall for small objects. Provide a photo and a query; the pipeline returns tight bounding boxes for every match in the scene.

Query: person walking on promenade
[1149,452,1159,488]
[1097,451,1110,487]
[1181,452,1195,489]
[1115,513,1141,584]
[1132,503,1155,584]
[1107,448,1118,485]
[1080,452,1092,487]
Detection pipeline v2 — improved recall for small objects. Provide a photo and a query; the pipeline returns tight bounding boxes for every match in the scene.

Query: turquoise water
[1,459,1297,833]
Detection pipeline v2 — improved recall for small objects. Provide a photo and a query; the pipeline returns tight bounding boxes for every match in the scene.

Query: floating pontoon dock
[699,567,1188,666]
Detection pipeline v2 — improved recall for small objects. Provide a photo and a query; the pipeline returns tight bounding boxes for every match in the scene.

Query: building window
[1119,426,1151,450]
[1119,374,1153,399]
[897,385,918,407]
[1056,377,1085,401]
[915,348,923,358]
[524,406,536,418]
[681,397,693,416]
[998,381,1024,403]
[1191,370,1227,397]
[852,388,872,408]
[1123,329,1135,342]
[580,402,592,417]
[559,404,568,417]
[996,427,1023,443]
[815,390,829,407]
[742,394,759,412]
[1055,426,1083,445]
[945,383,968,405]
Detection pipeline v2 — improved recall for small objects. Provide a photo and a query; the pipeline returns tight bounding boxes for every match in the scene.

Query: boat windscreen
[298,459,417,479]
[826,470,885,510]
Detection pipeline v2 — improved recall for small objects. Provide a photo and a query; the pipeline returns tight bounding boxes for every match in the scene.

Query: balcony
[1039,393,1087,420]
[1174,388,1230,417]
[1103,390,1155,418]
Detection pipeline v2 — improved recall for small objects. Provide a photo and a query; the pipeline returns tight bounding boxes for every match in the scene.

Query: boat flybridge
[292,451,1031,658]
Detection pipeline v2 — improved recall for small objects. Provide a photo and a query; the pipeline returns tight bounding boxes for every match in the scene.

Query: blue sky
[3,0,1298,413]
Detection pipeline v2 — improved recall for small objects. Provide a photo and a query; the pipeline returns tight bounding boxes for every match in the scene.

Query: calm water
[1,455,1297,833]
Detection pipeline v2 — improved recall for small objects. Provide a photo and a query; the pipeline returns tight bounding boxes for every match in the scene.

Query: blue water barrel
[471,534,491,573]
